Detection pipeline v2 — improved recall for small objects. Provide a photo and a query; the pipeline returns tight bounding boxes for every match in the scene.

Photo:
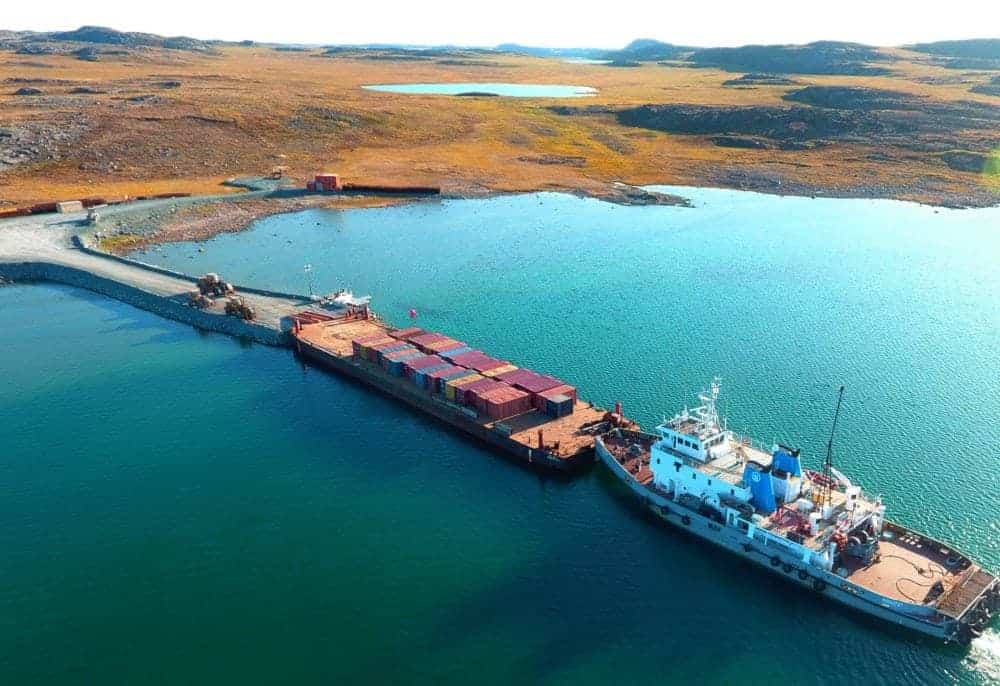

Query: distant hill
[688,41,892,75]
[47,25,214,51]
[603,39,693,62]
[533,38,895,76]
[907,39,1000,59]
[906,39,1000,70]
[495,43,605,58]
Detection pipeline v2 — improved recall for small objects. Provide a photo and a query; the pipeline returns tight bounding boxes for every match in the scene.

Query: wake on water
[965,629,1000,683]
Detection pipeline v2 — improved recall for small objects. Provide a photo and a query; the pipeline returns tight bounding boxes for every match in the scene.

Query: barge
[290,310,618,472]
[595,380,999,644]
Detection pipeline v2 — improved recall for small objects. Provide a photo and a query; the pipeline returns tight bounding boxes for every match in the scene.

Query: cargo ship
[289,307,618,472]
[595,380,998,643]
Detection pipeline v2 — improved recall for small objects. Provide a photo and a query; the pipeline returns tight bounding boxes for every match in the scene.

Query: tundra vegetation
[1,28,998,209]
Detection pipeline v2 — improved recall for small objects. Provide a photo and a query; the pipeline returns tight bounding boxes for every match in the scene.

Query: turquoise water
[4,188,999,683]
[363,83,597,97]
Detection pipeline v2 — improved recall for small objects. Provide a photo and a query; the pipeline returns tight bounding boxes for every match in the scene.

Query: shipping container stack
[477,386,533,420]
[445,373,483,401]
[496,368,576,419]
[424,365,470,393]
[388,327,424,341]
[351,329,575,422]
[402,354,446,378]
[383,347,423,376]
[408,332,448,353]
[449,351,511,374]
[413,363,454,390]
[353,335,395,361]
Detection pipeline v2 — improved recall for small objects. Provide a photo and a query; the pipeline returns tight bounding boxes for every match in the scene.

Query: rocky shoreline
[87,172,995,257]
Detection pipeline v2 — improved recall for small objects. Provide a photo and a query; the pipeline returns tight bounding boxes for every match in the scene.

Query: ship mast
[821,385,846,508]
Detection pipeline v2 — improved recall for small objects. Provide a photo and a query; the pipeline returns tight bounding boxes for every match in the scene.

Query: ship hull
[595,436,970,643]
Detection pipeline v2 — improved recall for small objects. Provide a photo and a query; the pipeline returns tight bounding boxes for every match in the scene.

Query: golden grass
[98,232,145,253]
[0,45,997,208]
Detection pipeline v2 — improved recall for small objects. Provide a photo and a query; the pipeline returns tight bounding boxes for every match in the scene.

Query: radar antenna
[822,385,846,508]
[698,377,722,428]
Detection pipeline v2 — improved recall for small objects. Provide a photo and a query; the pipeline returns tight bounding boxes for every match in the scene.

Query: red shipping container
[382,346,419,367]
[449,350,486,367]
[424,338,466,353]
[479,386,532,420]
[389,327,423,340]
[402,354,445,376]
[409,332,448,352]
[462,378,507,409]
[424,364,464,392]
[355,335,395,359]
[497,368,564,395]
[455,376,497,405]
[534,384,578,412]
[475,385,519,415]
[369,339,404,362]
[495,368,529,383]
[473,358,509,373]
[450,351,509,373]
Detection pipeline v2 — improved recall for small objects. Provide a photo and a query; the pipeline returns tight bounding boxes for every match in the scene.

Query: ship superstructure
[596,380,998,643]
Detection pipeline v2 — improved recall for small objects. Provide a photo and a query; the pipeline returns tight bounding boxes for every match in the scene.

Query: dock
[0,207,317,345]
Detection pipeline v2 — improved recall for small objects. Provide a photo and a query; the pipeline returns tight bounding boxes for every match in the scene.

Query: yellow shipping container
[482,364,518,378]
[445,372,483,401]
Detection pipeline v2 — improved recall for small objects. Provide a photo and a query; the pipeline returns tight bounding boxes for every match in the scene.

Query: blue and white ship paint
[596,380,998,644]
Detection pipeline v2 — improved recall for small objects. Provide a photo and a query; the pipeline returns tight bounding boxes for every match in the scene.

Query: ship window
[656,458,660,464]
[730,489,735,495]
[707,479,712,486]
[691,473,696,480]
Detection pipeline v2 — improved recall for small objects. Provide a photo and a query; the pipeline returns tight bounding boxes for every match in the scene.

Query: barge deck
[292,315,610,472]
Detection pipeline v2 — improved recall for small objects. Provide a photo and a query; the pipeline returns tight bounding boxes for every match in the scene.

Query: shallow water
[4,188,999,683]
[363,82,597,97]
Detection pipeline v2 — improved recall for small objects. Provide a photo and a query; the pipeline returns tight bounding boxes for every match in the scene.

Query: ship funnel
[743,462,777,513]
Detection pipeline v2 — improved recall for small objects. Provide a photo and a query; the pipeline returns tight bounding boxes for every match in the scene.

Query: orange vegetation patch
[1,44,997,209]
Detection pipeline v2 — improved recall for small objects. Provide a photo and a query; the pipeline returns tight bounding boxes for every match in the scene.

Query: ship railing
[729,434,775,456]
[740,517,808,557]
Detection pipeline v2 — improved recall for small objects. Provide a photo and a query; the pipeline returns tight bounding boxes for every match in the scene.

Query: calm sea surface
[3,188,998,684]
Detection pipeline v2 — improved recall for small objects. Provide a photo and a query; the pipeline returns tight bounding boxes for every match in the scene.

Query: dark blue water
[3,188,998,683]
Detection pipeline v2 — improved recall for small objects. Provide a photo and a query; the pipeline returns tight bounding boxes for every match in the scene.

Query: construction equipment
[196,273,235,297]
[225,296,256,321]
[187,290,212,309]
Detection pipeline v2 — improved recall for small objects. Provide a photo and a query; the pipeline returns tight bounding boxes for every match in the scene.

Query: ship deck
[844,536,961,604]
[294,317,607,460]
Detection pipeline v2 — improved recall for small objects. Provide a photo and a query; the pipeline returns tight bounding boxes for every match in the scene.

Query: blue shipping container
[432,368,476,393]
[388,350,424,376]
[413,363,451,389]
[545,394,573,418]
[377,343,410,364]
[440,346,473,361]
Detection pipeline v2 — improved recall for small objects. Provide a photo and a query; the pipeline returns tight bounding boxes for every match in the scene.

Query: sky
[5,1,999,48]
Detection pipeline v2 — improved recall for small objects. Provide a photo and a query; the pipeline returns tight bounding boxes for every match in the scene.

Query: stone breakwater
[0,193,319,347]
[0,260,300,347]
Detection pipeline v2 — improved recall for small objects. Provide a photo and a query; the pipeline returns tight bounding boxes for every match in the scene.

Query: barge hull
[295,336,593,473]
